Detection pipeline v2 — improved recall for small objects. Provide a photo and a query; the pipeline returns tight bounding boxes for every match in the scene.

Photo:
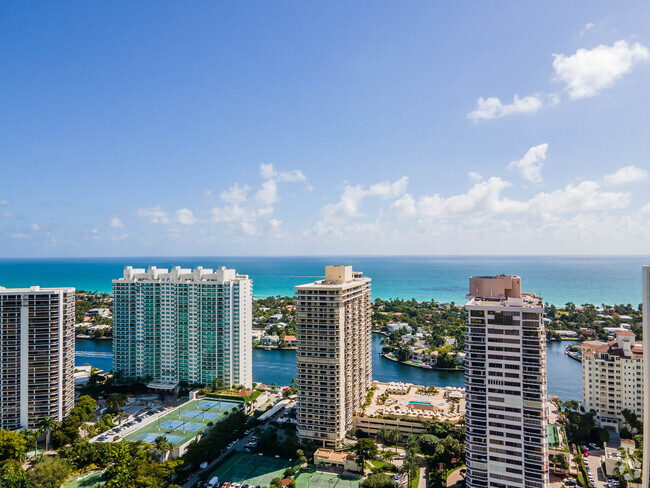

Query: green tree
[27,456,70,488]
[0,429,29,463]
[360,474,394,488]
[106,393,127,412]
[354,438,379,468]
[270,477,283,488]
[36,417,58,452]
[296,449,308,465]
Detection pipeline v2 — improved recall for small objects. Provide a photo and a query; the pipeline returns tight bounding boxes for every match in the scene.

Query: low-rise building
[387,322,412,334]
[283,335,297,347]
[314,449,361,474]
[581,331,643,432]
[261,335,279,345]
[268,313,283,323]
[86,307,111,318]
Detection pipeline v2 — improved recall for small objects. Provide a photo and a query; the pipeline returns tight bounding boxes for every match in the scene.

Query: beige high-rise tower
[464,276,549,488]
[295,266,372,447]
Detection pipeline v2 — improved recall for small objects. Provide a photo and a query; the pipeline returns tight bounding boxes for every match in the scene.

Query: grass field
[207,453,301,486]
[62,471,105,488]
[123,398,241,446]
[295,470,360,488]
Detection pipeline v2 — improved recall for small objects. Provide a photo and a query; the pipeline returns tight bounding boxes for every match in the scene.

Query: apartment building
[113,266,252,389]
[0,286,75,430]
[581,331,643,431]
[464,275,549,488]
[295,266,372,447]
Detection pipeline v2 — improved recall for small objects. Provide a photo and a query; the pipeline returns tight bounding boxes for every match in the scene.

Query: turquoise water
[408,401,432,405]
[76,336,583,401]
[0,256,647,305]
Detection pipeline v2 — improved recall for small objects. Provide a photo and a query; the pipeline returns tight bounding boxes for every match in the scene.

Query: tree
[36,417,58,452]
[106,393,127,412]
[155,435,174,461]
[0,431,29,464]
[388,429,403,453]
[376,428,390,446]
[354,438,379,468]
[270,477,283,488]
[296,449,308,465]
[360,473,394,488]
[27,456,70,488]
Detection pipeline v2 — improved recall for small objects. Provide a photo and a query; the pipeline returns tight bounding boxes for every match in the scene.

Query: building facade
[295,266,372,447]
[641,265,650,488]
[113,266,252,389]
[0,286,75,430]
[581,331,643,432]
[464,276,549,488]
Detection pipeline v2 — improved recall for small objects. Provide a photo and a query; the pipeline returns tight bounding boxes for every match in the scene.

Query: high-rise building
[581,331,643,431]
[464,275,549,488]
[642,265,650,488]
[295,266,372,447]
[0,286,75,430]
[113,266,252,389]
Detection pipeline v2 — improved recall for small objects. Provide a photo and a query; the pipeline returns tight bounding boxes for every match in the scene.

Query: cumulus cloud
[321,177,408,225]
[468,94,544,121]
[468,172,482,182]
[255,179,278,206]
[508,143,548,184]
[175,208,198,225]
[220,183,250,204]
[602,165,648,185]
[30,223,40,231]
[579,22,595,36]
[553,40,650,99]
[259,163,306,182]
[110,217,124,228]
[137,205,170,224]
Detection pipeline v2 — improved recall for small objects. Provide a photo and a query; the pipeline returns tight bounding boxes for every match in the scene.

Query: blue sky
[1,1,649,256]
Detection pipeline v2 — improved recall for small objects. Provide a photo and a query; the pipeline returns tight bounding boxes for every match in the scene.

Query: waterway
[76,336,583,401]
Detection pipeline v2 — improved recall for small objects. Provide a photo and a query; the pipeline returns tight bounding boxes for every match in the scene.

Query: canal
[76,335,583,401]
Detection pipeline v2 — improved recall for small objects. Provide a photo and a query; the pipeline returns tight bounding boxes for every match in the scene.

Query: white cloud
[0,199,7,205]
[3,210,14,219]
[579,23,595,36]
[266,219,285,238]
[109,217,124,228]
[220,183,250,204]
[259,163,306,182]
[137,205,170,224]
[11,233,28,239]
[508,143,548,184]
[175,208,198,225]
[553,40,650,99]
[321,177,408,225]
[602,165,648,186]
[30,223,40,231]
[468,172,482,182]
[468,94,544,122]
[641,203,650,214]
[392,177,523,219]
[255,179,278,206]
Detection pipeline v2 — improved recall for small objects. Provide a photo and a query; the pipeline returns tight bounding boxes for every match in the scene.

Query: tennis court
[295,471,359,488]
[208,453,300,486]
[124,397,242,446]
[62,470,105,488]
[548,424,559,448]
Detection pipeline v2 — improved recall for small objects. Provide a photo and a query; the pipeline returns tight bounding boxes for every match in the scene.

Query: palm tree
[106,393,127,412]
[37,416,58,451]
[116,411,126,426]
[389,429,403,453]
[377,427,390,448]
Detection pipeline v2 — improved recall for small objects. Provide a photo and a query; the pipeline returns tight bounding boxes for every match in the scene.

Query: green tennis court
[548,424,559,448]
[62,470,105,488]
[295,471,359,488]
[123,398,241,446]
[208,453,300,486]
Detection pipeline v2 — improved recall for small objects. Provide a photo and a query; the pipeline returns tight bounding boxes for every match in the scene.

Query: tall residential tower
[0,286,75,430]
[295,266,372,447]
[464,276,549,488]
[113,266,252,389]
[642,265,650,488]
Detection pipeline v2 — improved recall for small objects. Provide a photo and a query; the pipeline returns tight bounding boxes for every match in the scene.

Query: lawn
[62,471,105,488]
[295,470,360,488]
[206,453,300,486]
[122,398,241,446]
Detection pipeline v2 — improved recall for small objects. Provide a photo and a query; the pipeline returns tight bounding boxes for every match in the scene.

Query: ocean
[0,255,647,305]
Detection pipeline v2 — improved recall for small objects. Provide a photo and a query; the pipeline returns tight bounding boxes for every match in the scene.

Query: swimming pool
[408,401,432,405]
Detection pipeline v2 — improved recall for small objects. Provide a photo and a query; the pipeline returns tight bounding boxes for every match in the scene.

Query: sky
[1,1,650,257]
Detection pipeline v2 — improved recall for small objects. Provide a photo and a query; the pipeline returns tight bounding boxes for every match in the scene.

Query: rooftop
[114,266,249,284]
